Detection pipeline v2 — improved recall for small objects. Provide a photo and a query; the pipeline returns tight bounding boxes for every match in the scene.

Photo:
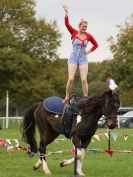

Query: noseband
[101,115,117,123]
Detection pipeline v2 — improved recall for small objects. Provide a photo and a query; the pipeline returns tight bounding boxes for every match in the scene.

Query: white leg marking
[61,158,74,166]
[81,148,85,161]
[76,115,82,125]
[77,148,82,158]
[77,148,86,176]
[77,160,85,176]
[35,159,42,166]
[33,159,42,170]
[42,159,51,174]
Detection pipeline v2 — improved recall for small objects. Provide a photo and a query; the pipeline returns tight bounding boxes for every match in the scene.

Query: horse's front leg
[60,149,85,176]
[76,148,86,176]
[72,135,88,176]
[60,136,86,176]
[33,136,51,175]
[60,157,75,167]
[60,134,82,168]
[76,138,91,176]
[71,134,82,159]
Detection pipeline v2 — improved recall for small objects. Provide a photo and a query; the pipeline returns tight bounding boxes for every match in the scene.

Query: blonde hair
[78,19,88,27]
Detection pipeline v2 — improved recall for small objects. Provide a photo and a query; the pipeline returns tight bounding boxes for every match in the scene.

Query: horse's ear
[105,89,113,96]
[107,88,119,97]
[113,87,119,94]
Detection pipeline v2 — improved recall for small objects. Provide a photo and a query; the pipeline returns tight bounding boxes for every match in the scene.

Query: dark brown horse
[21,89,120,176]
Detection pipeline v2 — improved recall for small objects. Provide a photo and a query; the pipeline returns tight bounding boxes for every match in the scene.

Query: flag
[111,133,118,141]
[105,149,114,157]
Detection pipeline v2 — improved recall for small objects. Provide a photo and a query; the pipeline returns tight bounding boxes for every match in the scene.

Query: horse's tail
[21,103,39,152]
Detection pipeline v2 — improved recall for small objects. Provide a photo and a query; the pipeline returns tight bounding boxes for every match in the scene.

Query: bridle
[102,91,119,122]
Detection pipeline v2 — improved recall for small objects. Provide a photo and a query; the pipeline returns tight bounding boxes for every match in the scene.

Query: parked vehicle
[118,111,133,128]
[117,107,133,116]
[98,108,133,128]
[119,117,133,128]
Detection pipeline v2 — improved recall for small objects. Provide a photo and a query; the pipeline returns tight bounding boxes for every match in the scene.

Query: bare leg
[65,64,77,98]
[79,64,88,97]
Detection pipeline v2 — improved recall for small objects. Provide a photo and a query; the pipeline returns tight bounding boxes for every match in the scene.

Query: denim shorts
[68,52,88,65]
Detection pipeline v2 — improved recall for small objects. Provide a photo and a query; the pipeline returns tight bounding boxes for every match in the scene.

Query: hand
[62,4,69,16]
[84,50,91,55]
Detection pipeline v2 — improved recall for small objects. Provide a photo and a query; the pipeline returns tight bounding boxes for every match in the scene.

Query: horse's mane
[76,91,105,111]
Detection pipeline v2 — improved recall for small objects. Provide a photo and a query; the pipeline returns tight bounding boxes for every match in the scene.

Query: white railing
[117,116,120,128]
[0,116,23,129]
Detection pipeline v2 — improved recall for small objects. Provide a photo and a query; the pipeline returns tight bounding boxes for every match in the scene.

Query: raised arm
[62,4,77,35]
[62,4,68,16]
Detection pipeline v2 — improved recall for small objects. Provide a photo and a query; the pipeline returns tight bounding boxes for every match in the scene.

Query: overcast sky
[35,0,133,62]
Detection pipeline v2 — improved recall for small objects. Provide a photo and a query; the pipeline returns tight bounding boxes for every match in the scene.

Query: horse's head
[102,89,120,129]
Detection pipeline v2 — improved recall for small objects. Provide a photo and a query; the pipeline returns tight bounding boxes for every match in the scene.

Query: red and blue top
[65,16,98,52]
[65,16,98,64]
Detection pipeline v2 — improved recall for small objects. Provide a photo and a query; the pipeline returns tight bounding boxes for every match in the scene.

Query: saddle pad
[43,96,65,114]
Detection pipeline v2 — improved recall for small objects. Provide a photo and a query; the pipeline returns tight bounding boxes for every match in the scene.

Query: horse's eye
[110,103,115,107]
[110,103,118,109]
[114,103,119,109]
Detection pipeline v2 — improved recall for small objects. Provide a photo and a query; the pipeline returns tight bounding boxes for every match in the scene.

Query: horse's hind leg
[40,135,51,175]
[26,134,38,153]
[32,137,44,171]
[33,158,42,171]
[33,103,59,174]
[32,103,51,173]
[33,134,51,174]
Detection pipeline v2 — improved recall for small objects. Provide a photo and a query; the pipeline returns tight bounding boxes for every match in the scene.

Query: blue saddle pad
[43,96,65,114]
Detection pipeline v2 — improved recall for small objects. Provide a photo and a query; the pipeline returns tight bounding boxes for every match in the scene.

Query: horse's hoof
[45,171,51,175]
[33,166,37,170]
[60,159,66,167]
[60,161,64,167]
[33,165,40,171]
[77,172,86,176]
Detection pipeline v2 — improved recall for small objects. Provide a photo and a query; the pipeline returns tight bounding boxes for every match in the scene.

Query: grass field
[0,124,133,177]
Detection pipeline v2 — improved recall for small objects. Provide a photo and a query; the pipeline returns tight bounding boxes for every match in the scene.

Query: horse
[21,88,120,176]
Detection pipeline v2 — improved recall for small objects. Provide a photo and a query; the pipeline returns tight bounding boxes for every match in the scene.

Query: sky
[35,0,133,62]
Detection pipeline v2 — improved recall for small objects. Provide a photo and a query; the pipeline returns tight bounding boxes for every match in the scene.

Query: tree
[108,14,133,87]
[0,0,62,113]
[102,14,133,106]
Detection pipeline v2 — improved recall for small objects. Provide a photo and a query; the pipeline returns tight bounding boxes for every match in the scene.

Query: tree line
[0,0,133,116]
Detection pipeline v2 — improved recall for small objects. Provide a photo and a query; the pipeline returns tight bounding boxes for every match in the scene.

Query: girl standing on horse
[62,4,98,103]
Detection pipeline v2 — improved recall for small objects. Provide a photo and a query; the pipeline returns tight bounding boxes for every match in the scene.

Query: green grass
[0,126,133,177]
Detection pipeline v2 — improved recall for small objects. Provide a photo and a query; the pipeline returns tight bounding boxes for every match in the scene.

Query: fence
[0,116,23,129]
[0,116,131,129]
